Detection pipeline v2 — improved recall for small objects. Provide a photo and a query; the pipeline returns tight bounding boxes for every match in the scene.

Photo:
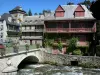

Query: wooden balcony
[45,28,95,33]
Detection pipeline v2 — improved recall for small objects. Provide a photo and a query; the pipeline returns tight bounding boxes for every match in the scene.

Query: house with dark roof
[9,6,26,23]
[1,13,20,42]
[0,17,7,43]
[0,6,26,42]
[44,4,96,49]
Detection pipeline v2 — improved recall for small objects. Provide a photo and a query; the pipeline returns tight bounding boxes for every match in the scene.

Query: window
[25,20,27,22]
[1,32,3,35]
[36,33,42,36]
[0,35,3,38]
[0,39,3,42]
[30,26,31,30]
[30,20,32,23]
[77,35,86,41]
[0,25,3,30]
[74,11,84,17]
[55,11,64,17]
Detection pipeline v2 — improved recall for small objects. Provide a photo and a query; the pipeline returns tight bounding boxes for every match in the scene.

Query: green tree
[67,37,78,53]
[73,49,82,55]
[78,0,91,9]
[34,13,38,15]
[57,39,63,51]
[28,9,32,16]
[67,2,74,5]
[39,13,43,15]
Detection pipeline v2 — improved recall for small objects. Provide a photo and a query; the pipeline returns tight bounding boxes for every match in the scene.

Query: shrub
[57,41,63,51]
[44,39,54,47]
[67,37,78,53]
[73,49,82,55]
[76,46,89,55]
[36,43,40,48]
[96,45,100,56]
[25,44,29,50]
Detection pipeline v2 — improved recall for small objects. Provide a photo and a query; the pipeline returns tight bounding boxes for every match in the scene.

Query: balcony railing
[45,28,95,33]
[7,30,19,32]
[22,36,43,39]
[22,29,43,32]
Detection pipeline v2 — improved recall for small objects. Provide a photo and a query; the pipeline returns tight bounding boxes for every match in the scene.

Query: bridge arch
[17,55,39,69]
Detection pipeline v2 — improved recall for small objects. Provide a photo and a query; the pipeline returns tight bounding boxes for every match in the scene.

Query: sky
[0,0,93,15]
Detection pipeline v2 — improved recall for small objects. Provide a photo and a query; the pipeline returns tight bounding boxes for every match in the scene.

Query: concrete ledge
[0,49,40,58]
[2,66,17,73]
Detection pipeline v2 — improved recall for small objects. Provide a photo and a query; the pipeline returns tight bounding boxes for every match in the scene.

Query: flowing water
[17,64,100,75]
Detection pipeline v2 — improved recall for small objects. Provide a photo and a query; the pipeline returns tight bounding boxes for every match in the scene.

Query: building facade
[21,15,44,45]
[44,5,96,47]
[0,6,26,43]
[0,19,7,43]
[0,5,96,47]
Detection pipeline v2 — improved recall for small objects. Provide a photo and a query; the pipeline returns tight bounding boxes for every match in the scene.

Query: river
[17,64,100,75]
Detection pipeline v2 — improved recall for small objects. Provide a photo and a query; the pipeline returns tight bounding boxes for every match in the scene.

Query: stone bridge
[1,48,100,75]
[0,48,45,74]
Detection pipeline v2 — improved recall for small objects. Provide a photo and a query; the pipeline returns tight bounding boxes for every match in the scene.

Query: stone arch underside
[17,56,39,69]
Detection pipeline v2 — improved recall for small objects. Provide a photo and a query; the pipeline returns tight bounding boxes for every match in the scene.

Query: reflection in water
[17,64,100,75]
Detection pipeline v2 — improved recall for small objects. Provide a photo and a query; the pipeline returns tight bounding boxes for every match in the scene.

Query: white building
[21,15,44,45]
[0,6,26,43]
[0,18,7,43]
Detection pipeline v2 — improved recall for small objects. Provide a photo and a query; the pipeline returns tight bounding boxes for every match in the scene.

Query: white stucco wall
[11,13,24,24]
[0,20,7,43]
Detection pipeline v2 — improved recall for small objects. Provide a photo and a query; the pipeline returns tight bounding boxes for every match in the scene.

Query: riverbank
[38,51,100,68]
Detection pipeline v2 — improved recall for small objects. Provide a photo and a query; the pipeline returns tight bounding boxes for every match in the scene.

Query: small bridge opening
[18,56,39,69]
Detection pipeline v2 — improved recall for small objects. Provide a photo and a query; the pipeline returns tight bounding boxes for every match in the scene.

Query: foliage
[44,38,48,47]
[73,49,82,55]
[67,37,78,53]
[39,13,42,15]
[36,43,40,48]
[78,0,91,9]
[57,40,63,51]
[13,43,19,53]
[43,9,51,14]
[96,45,100,50]
[48,39,54,47]
[67,2,74,5]
[90,0,100,20]
[25,43,29,50]
[28,9,32,16]
[44,39,54,47]
[76,46,89,55]
[96,45,100,56]
[34,13,38,15]
[96,21,100,40]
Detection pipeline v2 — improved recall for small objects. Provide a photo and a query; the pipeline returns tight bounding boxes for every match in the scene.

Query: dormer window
[55,5,65,17]
[30,20,32,22]
[74,5,85,17]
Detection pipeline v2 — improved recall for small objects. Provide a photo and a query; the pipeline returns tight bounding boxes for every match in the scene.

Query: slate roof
[1,13,20,26]
[9,6,26,14]
[44,5,95,21]
[22,15,44,25]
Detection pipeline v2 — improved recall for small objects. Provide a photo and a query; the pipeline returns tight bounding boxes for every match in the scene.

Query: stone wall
[39,51,100,67]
